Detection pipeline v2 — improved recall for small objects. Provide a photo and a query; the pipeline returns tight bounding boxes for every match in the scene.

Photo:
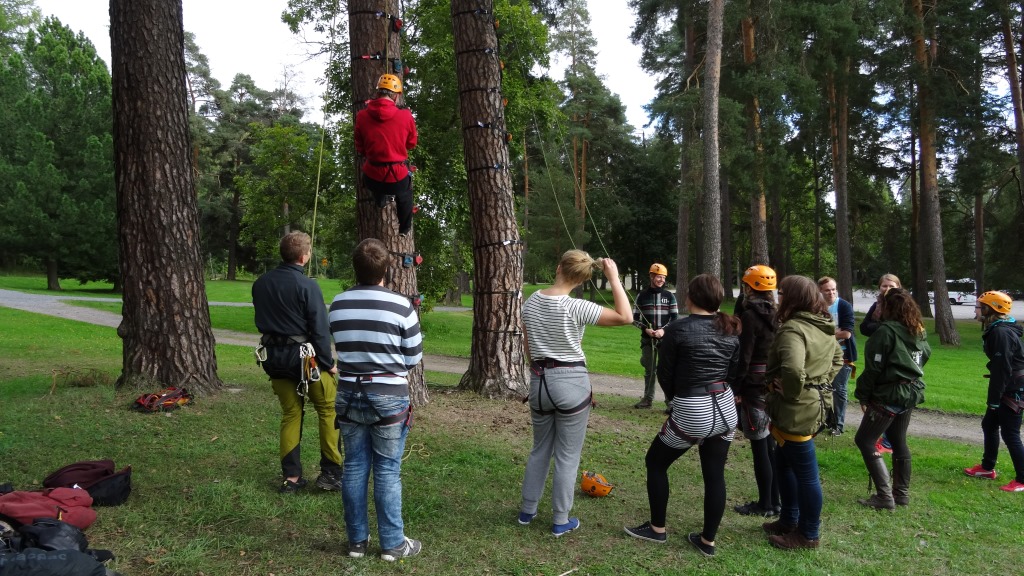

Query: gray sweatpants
[520,366,592,525]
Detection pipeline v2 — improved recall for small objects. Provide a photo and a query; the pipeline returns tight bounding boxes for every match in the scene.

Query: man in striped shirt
[328,238,423,562]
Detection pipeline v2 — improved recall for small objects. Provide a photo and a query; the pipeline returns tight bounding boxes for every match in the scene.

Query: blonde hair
[557,249,602,286]
[879,273,902,289]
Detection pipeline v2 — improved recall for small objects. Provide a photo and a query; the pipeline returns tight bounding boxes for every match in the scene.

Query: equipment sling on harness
[529,359,592,416]
[335,375,413,428]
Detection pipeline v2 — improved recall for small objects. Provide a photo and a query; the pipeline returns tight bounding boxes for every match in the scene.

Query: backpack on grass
[42,460,131,507]
[131,387,192,413]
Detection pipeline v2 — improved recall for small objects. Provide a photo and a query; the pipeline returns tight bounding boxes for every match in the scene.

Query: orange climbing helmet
[978,291,1013,315]
[580,470,613,497]
[649,263,668,277]
[376,73,402,93]
[742,265,777,291]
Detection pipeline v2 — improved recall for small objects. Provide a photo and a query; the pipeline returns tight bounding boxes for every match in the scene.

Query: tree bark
[675,18,698,290]
[110,0,222,394]
[910,0,958,345]
[702,0,725,278]
[1001,1,1024,221]
[349,0,426,405]
[721,173,734,299]
[742,16,769,267]
[828,67,854,302]
[451,0,527,399]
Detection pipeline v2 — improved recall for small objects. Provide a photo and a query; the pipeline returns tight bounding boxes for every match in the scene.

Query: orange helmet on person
[978,291,1013,315]
[376,73,402,93]
[580,470,613,497]
[649,263,668,277]
[742,265,777,291]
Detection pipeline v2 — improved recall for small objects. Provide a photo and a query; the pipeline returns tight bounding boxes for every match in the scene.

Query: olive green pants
[271,372,342,479]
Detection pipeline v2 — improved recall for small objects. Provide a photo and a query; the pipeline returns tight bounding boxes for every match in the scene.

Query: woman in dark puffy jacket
[625,274,741,558]
[733,265,780,518]
[854,288,930,510]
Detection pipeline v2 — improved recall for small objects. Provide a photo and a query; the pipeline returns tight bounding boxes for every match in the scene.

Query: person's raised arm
[597,258,633,326]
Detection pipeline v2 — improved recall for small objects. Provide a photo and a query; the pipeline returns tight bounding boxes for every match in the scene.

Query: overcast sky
[33,0,652,131]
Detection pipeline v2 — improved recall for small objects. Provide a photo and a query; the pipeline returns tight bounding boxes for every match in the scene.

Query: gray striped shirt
[523,292,603,363]
[329,285,422,385]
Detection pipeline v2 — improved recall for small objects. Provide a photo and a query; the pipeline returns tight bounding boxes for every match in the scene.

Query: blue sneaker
[552,517,580,537]
[518,511,537,525]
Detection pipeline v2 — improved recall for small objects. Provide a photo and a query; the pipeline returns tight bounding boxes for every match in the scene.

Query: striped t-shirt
[328,285,422,386]
[522,291,604,363]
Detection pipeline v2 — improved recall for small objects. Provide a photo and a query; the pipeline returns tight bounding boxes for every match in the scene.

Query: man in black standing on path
[632,263,679,409]
[252,231,343,494]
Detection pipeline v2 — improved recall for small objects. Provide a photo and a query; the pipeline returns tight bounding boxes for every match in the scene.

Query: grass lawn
[0,307,1021,575]
[1,273,996,417]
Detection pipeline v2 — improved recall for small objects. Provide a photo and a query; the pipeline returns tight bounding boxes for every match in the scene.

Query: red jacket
[0,487,97,529]
[354,97,417,182]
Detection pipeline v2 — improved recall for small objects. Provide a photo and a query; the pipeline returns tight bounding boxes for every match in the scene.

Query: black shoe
[315,470,343,491]
[688,532,716,557]
[624,521,667,543]
[734,501,777,518]
[278,477,307,494]
[634,399,652,409]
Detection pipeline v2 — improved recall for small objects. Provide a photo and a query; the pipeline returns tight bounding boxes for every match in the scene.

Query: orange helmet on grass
[580,470,613,497]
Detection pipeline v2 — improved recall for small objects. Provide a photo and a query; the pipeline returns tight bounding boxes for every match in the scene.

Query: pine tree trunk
[702,0,724,278]
[349,0,426,405]
[828,68,854,302]
[910,0,959,345]
[742,17,769,267]
[721,174,734,299]
[675,18,698,290]
[451,0,527,399]
[110,0,222,394]
[1001,1,1024,222]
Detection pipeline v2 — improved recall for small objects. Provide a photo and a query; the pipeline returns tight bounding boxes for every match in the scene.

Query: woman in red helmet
[732,265,781,519]
[963,291,1024,493]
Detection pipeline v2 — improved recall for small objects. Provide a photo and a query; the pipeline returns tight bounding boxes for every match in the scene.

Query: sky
[33,0,652,131]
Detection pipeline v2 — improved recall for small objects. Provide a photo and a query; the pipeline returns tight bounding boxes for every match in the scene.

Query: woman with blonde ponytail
[519,250,632,537]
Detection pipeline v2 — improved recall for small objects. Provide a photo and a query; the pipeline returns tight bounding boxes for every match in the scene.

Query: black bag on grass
[42,460,132,506]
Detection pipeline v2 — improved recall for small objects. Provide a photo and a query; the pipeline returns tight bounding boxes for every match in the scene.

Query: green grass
[5,270,996,417]
[0,306,1022,575]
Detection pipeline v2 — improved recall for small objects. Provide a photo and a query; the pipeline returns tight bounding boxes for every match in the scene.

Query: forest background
[3,0,1024,327]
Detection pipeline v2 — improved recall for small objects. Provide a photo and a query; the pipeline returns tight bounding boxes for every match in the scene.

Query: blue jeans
[775,436,822,540]
[831,364,852,432]
[336,390,410,550]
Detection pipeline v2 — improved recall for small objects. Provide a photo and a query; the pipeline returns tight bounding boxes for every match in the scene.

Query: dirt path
[0,288,984,444]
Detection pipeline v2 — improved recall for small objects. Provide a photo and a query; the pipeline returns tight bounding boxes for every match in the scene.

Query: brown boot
[768,531,820,550]
[762,519,797,536]
[858,456,895,510]
[892,457,911,506]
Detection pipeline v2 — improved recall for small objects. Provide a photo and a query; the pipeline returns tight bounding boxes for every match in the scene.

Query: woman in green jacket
[853,288,930,510]
[763,276,843,550]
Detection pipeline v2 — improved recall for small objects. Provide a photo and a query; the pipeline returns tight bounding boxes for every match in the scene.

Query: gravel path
[1,288,984,444]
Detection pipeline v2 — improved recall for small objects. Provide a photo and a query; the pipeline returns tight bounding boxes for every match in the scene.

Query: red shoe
[874,439,892,454]
[999,480,1024,492]
[963,464,997,480]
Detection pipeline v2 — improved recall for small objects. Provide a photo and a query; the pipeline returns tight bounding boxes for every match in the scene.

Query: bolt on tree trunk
[451,0,527,399]
[349,0,426,405]
[110,0,222,395]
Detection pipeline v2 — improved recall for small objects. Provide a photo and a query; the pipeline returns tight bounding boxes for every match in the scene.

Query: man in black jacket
[252,231,342,493]
[632,263,678,409]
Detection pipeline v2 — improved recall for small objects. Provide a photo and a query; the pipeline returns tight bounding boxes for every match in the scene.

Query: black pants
[855,404,913,460]
[982,403,1024,482]
[364,174,413,234]
[645,435,730,542]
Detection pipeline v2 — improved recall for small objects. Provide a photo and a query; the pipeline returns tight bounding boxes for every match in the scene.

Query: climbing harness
[528,359,592,416]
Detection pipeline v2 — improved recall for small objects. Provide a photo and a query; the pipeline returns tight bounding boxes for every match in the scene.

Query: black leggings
[750,436,780,509]
[364,174,413,234]
[645,435,730,541]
